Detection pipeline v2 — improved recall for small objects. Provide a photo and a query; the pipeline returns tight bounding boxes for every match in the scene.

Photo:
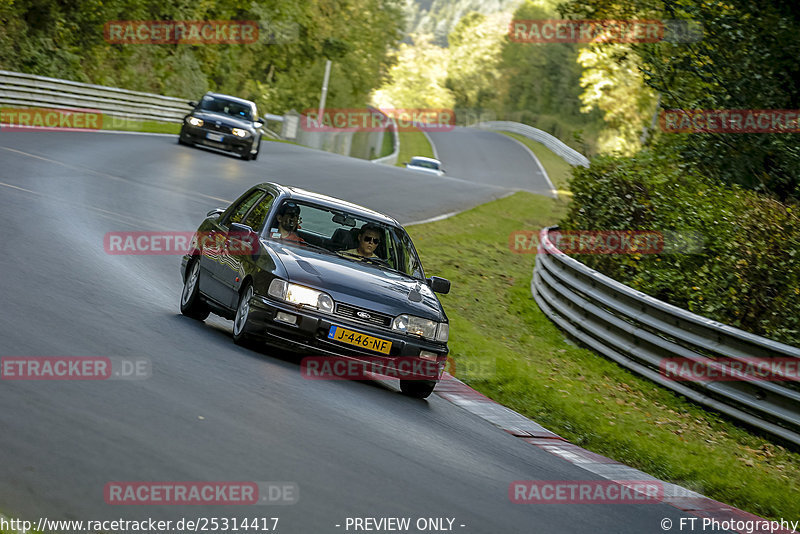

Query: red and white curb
[435,374,796,534]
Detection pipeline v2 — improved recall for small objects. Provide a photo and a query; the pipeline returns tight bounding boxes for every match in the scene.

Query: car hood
[192,110,254,129]
[266,242,445,321]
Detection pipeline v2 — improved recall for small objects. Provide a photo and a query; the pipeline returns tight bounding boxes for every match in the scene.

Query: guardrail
[532,226,800,447]
[475,121,590,168]
[0,70,193,123]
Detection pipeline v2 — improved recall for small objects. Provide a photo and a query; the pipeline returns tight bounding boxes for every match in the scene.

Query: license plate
[206,132,224,142]
[328,326,391,355]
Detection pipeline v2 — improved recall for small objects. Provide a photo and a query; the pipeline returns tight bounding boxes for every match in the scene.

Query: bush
[560,151,800,346]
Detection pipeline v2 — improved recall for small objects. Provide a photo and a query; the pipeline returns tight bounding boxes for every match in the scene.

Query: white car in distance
[404,156,445,176]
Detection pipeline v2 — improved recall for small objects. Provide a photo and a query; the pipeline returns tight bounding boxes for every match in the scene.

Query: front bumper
[246,296,448,381]
[181,124,253,154]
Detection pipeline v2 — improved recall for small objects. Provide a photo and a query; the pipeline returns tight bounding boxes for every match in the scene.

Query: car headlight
[392,314,445,341]
[232,128,249,137]
[187,117,203,127]
[268,279,334,313]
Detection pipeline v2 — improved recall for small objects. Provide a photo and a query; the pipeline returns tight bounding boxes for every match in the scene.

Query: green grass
[408,191,800,520]
[377,127,395,159]
[102,116,180,134]
[101,116,296,147]
[501,131,576,195]
[395,128,434,167]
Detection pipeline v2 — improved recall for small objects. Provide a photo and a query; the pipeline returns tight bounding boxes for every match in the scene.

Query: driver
[345,223,382,258]
[273,202,305,243]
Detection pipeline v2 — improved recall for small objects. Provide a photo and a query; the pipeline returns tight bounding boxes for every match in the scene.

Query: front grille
[335,303,392,328]
[207,123,232,134]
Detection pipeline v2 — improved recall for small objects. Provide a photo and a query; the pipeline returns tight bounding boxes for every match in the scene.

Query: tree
[371,33,455,109]
[560,0,800,200]
[577,44,658,154]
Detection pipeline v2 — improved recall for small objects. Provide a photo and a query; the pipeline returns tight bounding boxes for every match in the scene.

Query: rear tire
[400,379,437,399]
[232,283,255,345]
[180,260,210,321]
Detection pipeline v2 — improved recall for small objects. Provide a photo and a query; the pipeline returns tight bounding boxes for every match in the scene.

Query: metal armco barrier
[0,70,193,123]
[476,120,590,168]
[532,227,800,446]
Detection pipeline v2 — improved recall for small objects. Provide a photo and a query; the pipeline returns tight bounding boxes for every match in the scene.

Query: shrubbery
[560,151,800,346]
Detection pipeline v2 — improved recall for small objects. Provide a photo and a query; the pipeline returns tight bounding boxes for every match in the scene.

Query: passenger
[345,223,382,258]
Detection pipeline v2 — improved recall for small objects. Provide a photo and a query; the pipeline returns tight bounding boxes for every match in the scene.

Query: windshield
[267,200,424,279]
[197,95,253,120]
[410,158,439,169]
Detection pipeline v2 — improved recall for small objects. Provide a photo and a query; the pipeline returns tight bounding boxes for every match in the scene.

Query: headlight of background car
[187,117,203,127]
[232,128,249,138]
[392,314,445,341]
[268,279,334,313]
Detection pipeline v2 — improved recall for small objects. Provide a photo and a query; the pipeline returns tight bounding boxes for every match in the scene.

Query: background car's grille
[335,304,392,328]
[207,123,232,134]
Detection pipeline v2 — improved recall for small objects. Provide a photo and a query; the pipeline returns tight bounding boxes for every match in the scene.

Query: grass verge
[377,127,395,159]
[501,131,574,195]
[100,117,295,147]
[394,128,434,167]
[101,116,180,134]
[408,191,800,520]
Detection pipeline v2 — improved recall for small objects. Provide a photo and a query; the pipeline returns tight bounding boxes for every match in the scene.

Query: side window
[242,194,275,232]
[224,191,263,226]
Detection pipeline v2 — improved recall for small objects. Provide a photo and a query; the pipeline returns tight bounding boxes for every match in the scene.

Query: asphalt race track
[0,130,697,533]
[424,127,555,196]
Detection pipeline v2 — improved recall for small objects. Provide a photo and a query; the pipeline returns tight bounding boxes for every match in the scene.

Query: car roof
[260,183,400,226]
[204,92,257,108]
[409,156,441,165]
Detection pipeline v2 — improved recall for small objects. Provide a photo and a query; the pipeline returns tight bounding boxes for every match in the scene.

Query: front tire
[232,282,255,345]
[178,127,191,146]
[400,379,437,399]
[180,260,210,320]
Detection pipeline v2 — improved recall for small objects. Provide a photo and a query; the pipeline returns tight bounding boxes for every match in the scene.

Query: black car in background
[179,183,452,398]
[178,92,263,160]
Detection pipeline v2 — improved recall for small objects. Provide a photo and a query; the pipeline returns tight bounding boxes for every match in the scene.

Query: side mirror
[188,100,198,108]
[427,276,450,294]
[228,223,260,256]
[254,121,263,129]
[206,208,225,218]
